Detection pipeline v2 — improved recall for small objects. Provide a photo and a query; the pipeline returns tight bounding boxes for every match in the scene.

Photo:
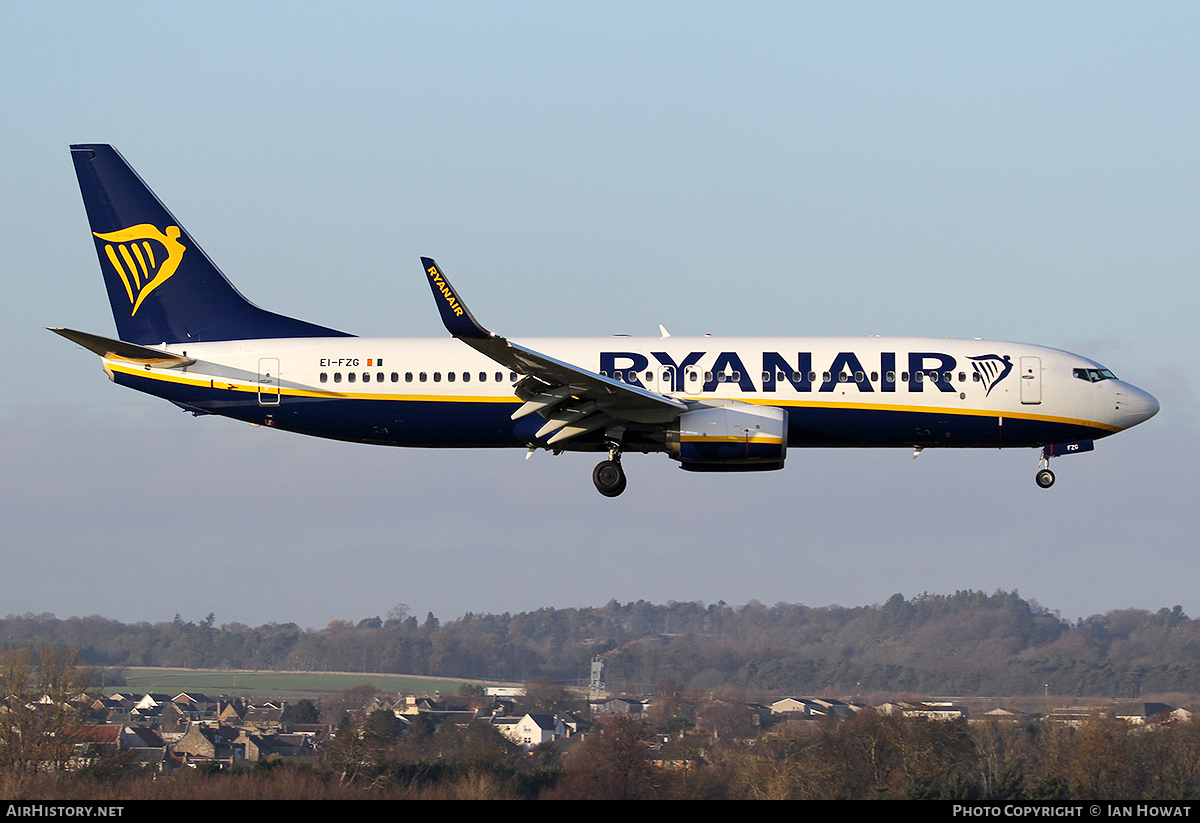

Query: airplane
[53,144,1160,497]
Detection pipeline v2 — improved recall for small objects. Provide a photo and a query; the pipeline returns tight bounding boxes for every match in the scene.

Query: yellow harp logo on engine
[93,224,186,316]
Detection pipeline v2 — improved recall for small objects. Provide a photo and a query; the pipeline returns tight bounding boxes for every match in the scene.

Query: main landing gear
[592,441,627,497]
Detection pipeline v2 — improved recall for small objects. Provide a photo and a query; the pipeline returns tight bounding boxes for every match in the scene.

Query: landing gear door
[258,357,280,406]
[1020,356,1041,405]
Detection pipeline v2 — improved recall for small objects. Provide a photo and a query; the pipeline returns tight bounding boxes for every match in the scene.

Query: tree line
[2,591,1198,696]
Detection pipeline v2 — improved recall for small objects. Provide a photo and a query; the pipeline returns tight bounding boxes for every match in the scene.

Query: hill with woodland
[2,591,1197,697]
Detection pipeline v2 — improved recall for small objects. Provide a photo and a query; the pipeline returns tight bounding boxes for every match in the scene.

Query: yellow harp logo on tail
[93,224,186,316]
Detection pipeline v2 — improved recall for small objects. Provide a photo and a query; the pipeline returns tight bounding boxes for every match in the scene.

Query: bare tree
[550,716,660,799]
[521,676,572,715]
[0,646,89,793]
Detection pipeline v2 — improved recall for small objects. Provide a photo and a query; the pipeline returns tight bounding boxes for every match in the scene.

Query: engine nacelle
[665,402,788,472]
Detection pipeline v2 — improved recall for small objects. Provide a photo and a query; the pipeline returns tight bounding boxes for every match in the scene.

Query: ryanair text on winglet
[427,265,464,317]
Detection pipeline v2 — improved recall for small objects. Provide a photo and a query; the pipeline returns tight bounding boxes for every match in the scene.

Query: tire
[1035,468,1055,489]
[593,460,626,497]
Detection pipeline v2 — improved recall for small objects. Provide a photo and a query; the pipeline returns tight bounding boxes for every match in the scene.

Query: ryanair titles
[600,350,1014,395]
[426,264,464,317]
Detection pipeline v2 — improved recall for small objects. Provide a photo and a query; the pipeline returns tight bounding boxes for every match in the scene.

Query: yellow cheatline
[682,395,1119,433]
[680,436,783,444]
[106,362,519,403]
[106,363,1113,429]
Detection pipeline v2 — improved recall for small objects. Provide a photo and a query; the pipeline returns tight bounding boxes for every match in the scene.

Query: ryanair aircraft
[55,145,1160,497]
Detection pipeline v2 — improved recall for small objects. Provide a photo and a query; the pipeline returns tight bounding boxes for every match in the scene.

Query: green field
[113,668,500,698]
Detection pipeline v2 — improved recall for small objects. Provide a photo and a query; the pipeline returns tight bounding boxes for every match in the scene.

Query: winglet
[421,257,492,339]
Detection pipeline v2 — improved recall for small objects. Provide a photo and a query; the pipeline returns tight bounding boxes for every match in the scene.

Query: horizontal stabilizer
[48,327,195,368]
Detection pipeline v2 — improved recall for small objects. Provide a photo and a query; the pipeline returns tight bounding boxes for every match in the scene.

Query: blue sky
[2,2,1197,628]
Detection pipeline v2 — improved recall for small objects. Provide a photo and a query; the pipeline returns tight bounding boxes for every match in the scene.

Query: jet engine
[665,402,787,472]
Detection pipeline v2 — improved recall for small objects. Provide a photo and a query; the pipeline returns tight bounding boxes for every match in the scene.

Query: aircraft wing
[421,258,687,445]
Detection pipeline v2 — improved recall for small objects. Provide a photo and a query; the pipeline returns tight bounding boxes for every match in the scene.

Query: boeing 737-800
[53,145,1160,496]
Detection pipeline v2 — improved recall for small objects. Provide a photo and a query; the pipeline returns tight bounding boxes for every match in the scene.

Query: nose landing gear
[1035,440,1094,489]
[1035,449,1056,489]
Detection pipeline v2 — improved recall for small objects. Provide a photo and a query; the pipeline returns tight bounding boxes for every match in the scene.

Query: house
[70,724,120,765]
[979,707,1030,723]
[1115,703,1174,725]
[119,726,168,772]
[556,711,592,737]
[173,722,236,765]
[171,693,219,720]
[243,703,287,730]
[770,697,811,717]
[1047,706,1111,726]
[494,713,566,750]
[133,693,173,711]
[217,699,246,725]
[394,694,494,725]
[589,697,646,718]
[879,701,969,721]
[770,697,859,720]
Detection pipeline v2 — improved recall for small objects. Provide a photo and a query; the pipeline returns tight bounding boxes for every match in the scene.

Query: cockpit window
[1073,367,1118,383]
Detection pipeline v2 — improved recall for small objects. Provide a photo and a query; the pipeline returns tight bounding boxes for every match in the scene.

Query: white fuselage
[101,334,1159,452]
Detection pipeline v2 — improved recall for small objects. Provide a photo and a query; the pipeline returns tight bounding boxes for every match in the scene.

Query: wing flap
[534,401,603,439]
[511,385,579,421]
[546,412,613,446]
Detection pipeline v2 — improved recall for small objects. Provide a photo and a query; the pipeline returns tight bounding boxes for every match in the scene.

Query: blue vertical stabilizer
[71,144,353,345]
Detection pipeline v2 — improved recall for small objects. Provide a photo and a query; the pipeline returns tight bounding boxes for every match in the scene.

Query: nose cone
[1116,384,1160,428]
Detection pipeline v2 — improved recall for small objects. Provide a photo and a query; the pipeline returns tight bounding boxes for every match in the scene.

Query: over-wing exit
[54,145,1159,496]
